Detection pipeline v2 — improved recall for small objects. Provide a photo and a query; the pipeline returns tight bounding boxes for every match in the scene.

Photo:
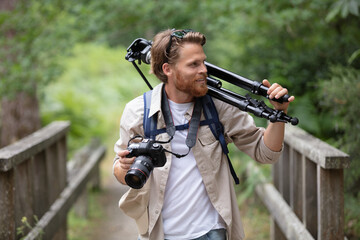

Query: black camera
[125,138,166,189]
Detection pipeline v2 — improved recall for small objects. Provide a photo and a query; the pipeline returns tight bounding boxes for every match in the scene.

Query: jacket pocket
[197,128,223,170]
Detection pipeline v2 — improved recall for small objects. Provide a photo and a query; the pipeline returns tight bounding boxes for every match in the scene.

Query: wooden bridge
[0,121,349,240]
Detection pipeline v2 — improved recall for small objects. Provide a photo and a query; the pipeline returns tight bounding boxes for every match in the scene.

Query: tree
[0,0,75,147]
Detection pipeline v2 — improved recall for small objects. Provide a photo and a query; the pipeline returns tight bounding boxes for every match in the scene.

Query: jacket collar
[148,83,164,118]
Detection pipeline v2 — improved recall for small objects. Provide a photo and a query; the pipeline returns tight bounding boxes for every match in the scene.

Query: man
[113,29,294,240]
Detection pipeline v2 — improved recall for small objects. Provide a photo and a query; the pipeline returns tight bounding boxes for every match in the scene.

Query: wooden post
[317,167,344,240]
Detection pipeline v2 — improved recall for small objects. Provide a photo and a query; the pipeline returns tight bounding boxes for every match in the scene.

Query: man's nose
[200,62,207,75]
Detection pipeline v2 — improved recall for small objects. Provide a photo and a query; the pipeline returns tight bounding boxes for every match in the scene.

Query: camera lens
[125,155,154,189]
[125,174,143,188]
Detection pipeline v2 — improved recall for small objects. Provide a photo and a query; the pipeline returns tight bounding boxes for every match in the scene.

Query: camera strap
[161,86,202,157]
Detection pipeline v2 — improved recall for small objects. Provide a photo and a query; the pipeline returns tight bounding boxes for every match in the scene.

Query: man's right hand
[114,150,135,184]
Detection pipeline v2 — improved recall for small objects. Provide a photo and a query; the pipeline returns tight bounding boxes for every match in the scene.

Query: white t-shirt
[162,100,225,240]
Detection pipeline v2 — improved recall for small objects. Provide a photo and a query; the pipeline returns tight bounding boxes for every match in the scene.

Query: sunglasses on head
[166,29,193,58]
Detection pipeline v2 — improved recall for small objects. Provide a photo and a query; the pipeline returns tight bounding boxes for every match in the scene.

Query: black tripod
[125,38,299,125]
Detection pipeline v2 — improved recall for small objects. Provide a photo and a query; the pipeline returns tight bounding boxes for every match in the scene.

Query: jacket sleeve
[113,95,151,235]
[213,98,282,164]
[112,95,145,177]
[114,95,145,159]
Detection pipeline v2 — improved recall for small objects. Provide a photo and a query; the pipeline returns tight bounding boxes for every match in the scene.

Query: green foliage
[319,65,360,186]
[206,0,359,91]
[0,0,77,98]
[326,0,360,22]
[344,192,360,238]
[17,215,43,240]
[41,43,158,155]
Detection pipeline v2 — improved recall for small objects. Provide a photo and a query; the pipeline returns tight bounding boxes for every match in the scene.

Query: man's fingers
[117,152,135,170]
[117,150,130,157]
[262,79,271,88]
[288,96,295,102]
[119,157,135,165]
[273,88,288,99]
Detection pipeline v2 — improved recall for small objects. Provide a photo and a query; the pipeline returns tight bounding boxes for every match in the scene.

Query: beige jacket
[114,83,281,240]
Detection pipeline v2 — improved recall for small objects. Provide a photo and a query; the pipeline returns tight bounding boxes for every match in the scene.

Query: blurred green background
[1,0,359,239]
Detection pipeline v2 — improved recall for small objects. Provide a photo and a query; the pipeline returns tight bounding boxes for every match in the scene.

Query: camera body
[126,138,166,167]
[125,138,166,189]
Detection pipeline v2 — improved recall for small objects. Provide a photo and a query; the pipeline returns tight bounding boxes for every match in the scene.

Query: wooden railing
[0,121,106,240]
[252,124,350,240]
[0,121,350,239]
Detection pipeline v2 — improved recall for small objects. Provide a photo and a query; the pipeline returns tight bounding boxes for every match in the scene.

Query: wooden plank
[0,170,15,240]
[272,155,281,190]
[57,137,67,191]
[0,121,70,172]
[317,167,344,240]
[90,161,102,190]
[15,160,35,238]
[282,146,290,204]
[46,144,61,205]
[305,158,317,238]
[32,151,50,218]
[291,149,303,220]
[284,125,349,169]
[301,154,306,224]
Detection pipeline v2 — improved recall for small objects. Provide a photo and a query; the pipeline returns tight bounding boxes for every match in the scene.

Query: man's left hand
[262,79,295,112]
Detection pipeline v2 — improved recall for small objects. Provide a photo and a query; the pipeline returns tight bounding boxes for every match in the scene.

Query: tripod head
[125,38,299,125]
[125,38,152,64]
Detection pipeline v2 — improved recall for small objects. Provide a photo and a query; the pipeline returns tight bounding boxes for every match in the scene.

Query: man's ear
[162,63,172,77]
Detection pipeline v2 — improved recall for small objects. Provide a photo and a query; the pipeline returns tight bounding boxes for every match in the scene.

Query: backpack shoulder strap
[201,95,240,184]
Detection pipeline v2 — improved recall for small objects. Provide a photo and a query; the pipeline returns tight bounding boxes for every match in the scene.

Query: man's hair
[150,29,206,83]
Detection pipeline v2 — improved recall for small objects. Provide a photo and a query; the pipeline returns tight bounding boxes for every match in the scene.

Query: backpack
[143,90,240,184]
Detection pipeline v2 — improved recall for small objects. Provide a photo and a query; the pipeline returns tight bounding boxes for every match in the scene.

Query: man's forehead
[177,42,206,60]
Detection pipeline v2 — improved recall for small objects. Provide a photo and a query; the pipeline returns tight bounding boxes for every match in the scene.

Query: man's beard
[175,72,208,97]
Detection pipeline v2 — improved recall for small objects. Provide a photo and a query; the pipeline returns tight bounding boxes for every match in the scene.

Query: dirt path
[89,157,138,240]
